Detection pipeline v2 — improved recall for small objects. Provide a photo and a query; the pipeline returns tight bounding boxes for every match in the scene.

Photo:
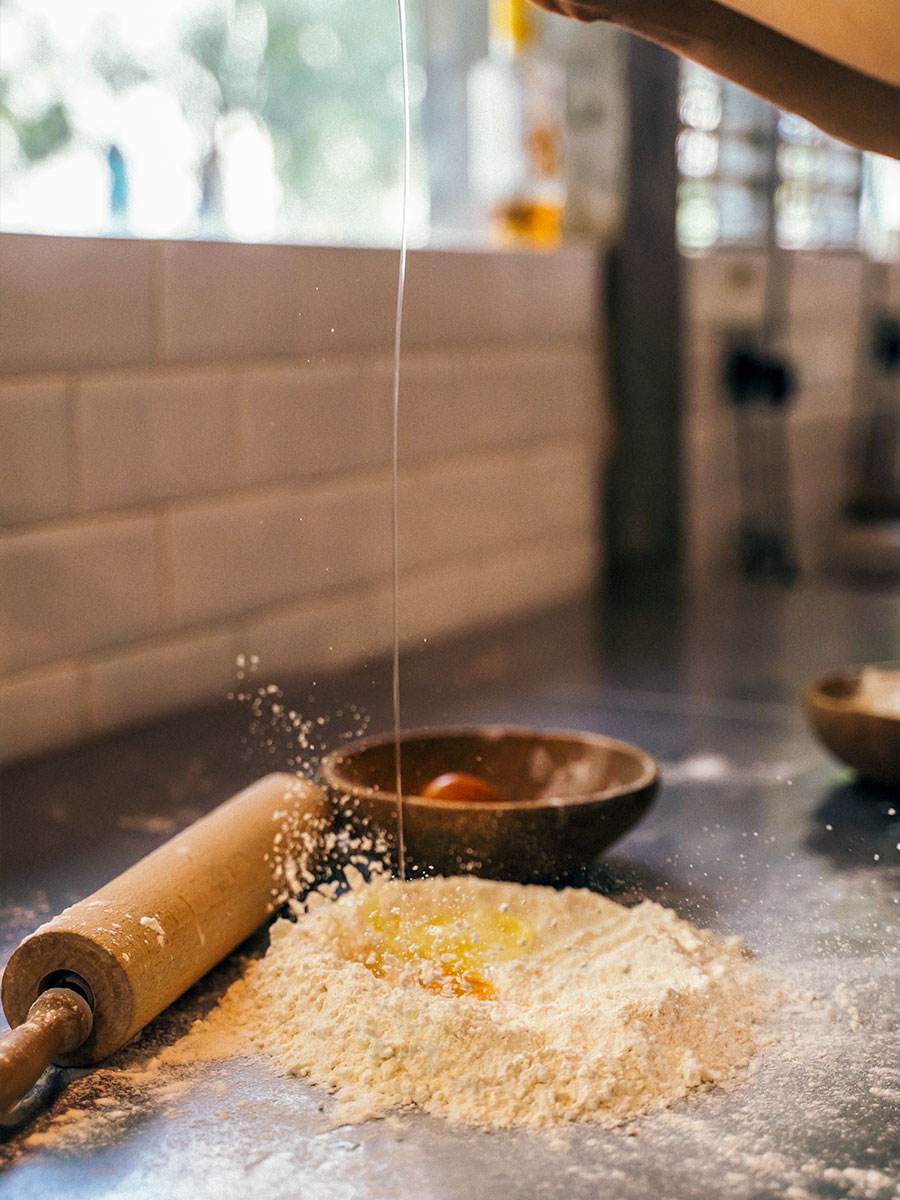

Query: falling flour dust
[156,874,777,1129]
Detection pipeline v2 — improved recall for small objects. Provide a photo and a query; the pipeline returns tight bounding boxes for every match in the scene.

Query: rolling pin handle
[0,987,93,1120]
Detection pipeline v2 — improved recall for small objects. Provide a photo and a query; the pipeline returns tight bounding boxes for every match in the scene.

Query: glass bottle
[467,0,566,247]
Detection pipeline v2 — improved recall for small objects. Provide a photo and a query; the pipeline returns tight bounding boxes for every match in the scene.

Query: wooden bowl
[320,726,659,883]
[804,665,900,786]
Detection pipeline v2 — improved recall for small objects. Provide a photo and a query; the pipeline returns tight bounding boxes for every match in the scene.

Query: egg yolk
[358,897,532,1000]
[421,772,503,804]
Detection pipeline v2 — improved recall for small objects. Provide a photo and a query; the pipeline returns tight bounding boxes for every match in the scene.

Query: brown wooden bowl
[804,665,900,786]
[320,726,659,883]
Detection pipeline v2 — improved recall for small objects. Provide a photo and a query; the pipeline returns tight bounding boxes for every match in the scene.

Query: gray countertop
[1,577,898,1199]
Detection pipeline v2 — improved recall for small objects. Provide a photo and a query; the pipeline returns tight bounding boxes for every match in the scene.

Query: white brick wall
[0,378,74,523]
[4,234,880,763]
[77,369,242,510]
[0,516,163,673]
[0,234,606,763]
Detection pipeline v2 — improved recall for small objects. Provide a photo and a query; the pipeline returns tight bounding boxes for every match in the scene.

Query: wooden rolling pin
[0,772,329,1117]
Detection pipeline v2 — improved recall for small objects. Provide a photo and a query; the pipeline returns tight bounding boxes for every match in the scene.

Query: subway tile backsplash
[0,235,158,373]
[237,358,393,484]
[77,368,242,511]
[0,515,162,676]
[85,625,242,737]
[3,234,885,763]
[0,377,74,525]
[159,242,399,363]
[0,234,604,763]
[0,660,88,764]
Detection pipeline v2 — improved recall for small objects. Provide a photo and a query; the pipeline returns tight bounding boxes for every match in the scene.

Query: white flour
[161,875,776,1129]
[138,915,166,946]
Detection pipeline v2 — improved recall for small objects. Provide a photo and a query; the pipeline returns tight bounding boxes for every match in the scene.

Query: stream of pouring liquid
[392,0,411,881]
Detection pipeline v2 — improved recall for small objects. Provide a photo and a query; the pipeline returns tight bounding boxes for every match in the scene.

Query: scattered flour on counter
[661,753,807,786]
[18,1077,195,1151]
[159,875,778,1129]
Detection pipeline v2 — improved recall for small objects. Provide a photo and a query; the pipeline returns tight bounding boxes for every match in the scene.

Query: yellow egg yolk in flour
[354,893,532,1000]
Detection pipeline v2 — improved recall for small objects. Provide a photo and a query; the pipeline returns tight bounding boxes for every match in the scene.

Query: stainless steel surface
[1,579,898,1199]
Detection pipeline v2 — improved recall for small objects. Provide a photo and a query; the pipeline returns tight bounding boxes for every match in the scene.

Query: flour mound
[165,877,776,1128]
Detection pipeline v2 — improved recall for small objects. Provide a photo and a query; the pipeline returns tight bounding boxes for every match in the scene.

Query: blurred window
[13,5,891,258]
[0,0,627,248]
[0,0,429,245]
[676,61,899,260]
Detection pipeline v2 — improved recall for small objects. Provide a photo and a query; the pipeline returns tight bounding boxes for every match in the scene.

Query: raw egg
[421,772,503,804]
[357,894,531,1000]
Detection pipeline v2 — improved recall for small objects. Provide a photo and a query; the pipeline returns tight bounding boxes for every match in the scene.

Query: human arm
[528,0,900,157]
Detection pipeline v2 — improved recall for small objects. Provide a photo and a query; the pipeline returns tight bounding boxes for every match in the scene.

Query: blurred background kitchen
[1,0,897,765]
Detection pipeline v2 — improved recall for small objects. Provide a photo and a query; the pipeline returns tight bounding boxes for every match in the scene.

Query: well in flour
[160,875,778,1129]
